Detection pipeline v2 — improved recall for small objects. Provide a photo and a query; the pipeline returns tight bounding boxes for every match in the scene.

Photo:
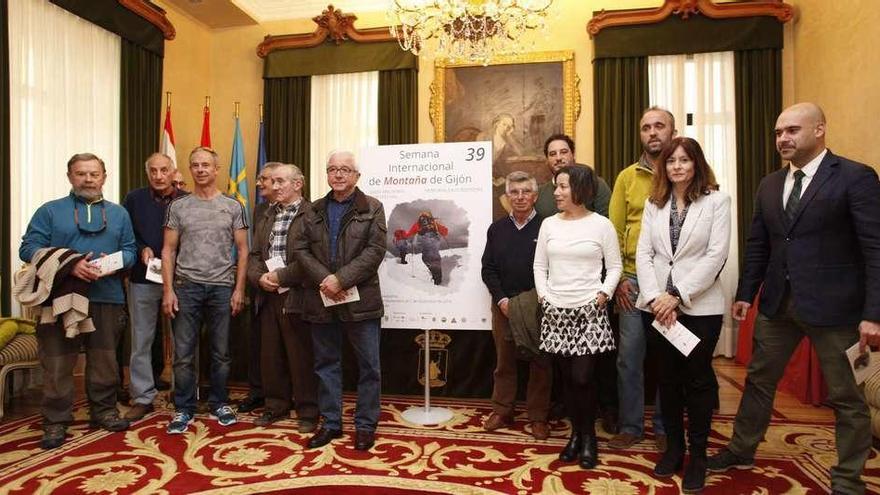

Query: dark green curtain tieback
[784,169,805,222]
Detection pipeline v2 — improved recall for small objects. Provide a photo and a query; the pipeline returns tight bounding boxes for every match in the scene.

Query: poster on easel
[359,141,493,330]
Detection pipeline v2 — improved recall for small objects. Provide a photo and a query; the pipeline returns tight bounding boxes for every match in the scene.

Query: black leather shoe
[682,455,707,493]
[706,448,754,472]
[354,429,376,451]
[578,434,598,469]
[89,413,130,432]
[237,396,265,413]
[40,424,67,450]
[254,410,288,427]
[653,450,685,477]
[307,427,342,449]
[559,430,582,462]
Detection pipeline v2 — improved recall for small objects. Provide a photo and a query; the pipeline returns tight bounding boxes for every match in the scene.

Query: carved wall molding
[257,4,395,58]
[118,0,176,40]
[587,0,793,38]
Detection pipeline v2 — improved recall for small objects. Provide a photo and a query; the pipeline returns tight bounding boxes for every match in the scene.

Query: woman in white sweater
[534,165,622,469]
[635,137,730,493]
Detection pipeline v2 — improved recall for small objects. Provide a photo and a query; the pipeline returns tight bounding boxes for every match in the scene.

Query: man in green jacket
[608,107,677,452]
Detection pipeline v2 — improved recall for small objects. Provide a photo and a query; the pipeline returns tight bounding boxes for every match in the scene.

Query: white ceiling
[231,0,392,23]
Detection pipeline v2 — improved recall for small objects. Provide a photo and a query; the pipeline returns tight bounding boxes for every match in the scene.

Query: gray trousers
[729,293,870,495]
[37,303,125,424]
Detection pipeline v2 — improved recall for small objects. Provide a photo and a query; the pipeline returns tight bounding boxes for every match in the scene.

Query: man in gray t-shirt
[165,193,247,285]
[161,146,249,434]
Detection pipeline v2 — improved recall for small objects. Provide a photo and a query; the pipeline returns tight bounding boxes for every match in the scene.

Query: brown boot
[123,403,154,421]
[482,413,513,431]
[530,421,550,440]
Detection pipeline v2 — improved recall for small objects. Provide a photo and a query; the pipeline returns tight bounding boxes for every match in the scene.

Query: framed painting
[430,50,580,219]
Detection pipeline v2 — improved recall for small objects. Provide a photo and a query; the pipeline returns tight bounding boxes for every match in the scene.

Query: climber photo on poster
[359,141,492,330]
[386,200,469,288]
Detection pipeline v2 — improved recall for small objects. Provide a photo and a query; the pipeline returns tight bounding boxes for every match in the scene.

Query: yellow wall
[158,0,880,200]
[158,0,659,200]
[784,0,880,168]
[156,0,212,186]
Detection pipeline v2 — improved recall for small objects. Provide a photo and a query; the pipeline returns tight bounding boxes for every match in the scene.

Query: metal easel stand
[401,328,454,425]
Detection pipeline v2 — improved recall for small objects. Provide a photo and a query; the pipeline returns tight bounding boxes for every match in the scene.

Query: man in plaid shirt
[246,163,318,431]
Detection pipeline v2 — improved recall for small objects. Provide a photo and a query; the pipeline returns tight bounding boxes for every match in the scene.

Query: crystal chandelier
[389,0,554,65]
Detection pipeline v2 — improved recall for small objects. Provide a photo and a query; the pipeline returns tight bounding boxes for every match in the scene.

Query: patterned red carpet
[0,393,877,494]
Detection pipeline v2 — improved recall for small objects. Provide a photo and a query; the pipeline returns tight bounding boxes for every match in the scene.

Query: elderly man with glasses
[294,150,386,452]
[20,152,137,449]
[481,171,552,440]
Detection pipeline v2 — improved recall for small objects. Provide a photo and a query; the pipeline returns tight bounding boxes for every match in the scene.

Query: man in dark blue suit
[707,102,880,495]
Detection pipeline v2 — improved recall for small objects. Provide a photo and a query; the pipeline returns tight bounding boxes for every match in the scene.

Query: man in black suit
[708,102,880,495]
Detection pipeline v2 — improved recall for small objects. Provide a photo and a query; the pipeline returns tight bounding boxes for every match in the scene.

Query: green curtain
[263,76,311,199]
[594,16,782,59]
[264,41,416,78]
[593,56,649,186]
[378,69,418,145]
[734,48,782,260]
[1,0,10,315]
[119,39,163,197]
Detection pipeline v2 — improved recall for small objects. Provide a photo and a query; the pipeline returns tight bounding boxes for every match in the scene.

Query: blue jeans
[616,275,665,437]
[311,319,381,432]
[171,279,232,414]
[128,282,164,405]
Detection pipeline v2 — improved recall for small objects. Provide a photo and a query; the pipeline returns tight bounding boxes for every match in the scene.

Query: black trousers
[641,311,721,456]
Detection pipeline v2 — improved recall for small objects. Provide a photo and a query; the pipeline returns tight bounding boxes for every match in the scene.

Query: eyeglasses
[326,167,356,176]
[507,189,535,197]
[172,180,187,189]
[74,203,107,235]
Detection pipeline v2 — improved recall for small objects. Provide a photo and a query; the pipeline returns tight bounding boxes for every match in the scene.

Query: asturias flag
[227,116,250,223]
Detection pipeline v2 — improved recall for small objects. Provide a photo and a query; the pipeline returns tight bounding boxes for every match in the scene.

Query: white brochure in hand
[89,251,124,276]
[320,286,360,307]
[145,258,163,284]
[265,256,289,294]
[846,342,879,385]
[651,319,701,357]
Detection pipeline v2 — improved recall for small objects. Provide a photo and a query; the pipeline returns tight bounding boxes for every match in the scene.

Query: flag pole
[259,104,263,123]
[205,96,210,111]
[234,101,240,119]
[166,91,171,111]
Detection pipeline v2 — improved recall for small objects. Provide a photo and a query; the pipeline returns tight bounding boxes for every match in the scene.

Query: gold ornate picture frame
[430,50,580,218]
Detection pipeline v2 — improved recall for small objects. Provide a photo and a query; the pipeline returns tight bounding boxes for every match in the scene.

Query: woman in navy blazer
[635,137,731,493]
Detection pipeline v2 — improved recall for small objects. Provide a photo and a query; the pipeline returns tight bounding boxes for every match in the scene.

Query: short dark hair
[543,134,575,157]
[555,165,596,207]
[67,153,106,172]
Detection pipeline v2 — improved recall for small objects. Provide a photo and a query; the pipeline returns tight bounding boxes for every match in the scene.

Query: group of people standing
[481,102,880,494]
[19,147,386,454]
[15,100,880,495]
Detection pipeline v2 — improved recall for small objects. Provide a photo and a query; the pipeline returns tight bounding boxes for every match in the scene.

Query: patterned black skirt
[539,298,615,356]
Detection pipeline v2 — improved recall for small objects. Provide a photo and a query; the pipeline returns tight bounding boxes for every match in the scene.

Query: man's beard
[73,187,103,202]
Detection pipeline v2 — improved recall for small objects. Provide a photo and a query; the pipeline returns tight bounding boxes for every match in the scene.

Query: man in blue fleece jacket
[20,152,137,450]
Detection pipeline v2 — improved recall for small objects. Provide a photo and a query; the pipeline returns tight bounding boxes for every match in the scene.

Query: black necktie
[784,169,806,223]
